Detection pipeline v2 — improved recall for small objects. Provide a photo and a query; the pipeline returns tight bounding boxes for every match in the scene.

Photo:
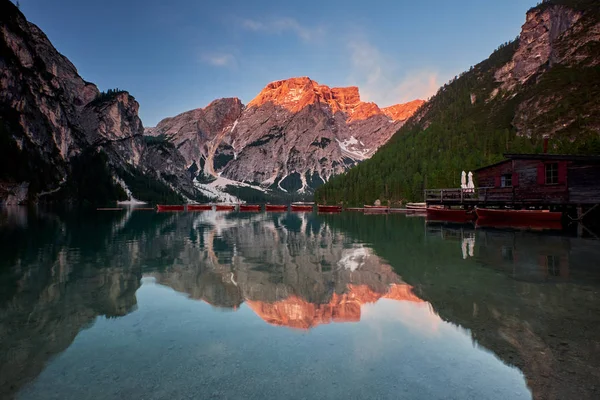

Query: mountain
[0,0,205,205]
[316,0,600,205]
[146,77,424,198]
[0,0,423,205]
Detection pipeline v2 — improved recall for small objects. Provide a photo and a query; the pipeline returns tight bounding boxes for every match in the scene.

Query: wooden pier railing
[424,187,498,205]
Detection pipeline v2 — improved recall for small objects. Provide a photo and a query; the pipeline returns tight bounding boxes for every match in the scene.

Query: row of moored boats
[156,203,343,213]
[156,203,562,225]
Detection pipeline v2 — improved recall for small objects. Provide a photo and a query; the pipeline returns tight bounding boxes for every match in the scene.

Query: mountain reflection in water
[0,207,599,400]
[147,211,426,330]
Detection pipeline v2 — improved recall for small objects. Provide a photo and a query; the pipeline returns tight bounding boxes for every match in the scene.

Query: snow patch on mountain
[194,175,270,203]
[336,136,371,160]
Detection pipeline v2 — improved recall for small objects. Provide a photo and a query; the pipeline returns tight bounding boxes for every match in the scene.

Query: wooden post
[577,205,583,237]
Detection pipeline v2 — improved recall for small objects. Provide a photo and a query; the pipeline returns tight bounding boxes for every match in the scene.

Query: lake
[1,207,599,400]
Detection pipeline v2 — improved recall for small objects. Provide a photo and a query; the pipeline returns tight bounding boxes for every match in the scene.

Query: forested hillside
[316,0,600,205]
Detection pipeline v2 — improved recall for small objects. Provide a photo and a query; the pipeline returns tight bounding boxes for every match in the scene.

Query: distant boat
[215,204,235,211]
[426,207,476,223]
[406,202,426,209]
[239,204,261,212]
[187,204,212,211]
[317,205,342,213]
[266,204,287,212]
[291,203,313,212]
[157,205,185,212]
[363,205,389,213]
[476,208,562,223]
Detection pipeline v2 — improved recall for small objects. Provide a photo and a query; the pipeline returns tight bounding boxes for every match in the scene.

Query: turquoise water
[1,207,599,399]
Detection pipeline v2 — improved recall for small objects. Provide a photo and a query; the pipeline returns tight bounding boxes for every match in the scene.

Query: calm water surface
[1,207,599,400]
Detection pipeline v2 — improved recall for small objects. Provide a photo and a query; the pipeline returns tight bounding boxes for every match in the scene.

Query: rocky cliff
[147,77,424,195]
[317,0,600,205]
[0,0,201,204]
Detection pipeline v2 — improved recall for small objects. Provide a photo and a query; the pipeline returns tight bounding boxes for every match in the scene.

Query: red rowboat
[317,205,342,213]
[240,204,261,212]
[426,207,476,223]
[291,205,313,212]
[364,205,389,213]
[215,204,235,211]
[476,208,562,223]
[266,204,287,212]
[187,204,212,211]
[157,205,185,212]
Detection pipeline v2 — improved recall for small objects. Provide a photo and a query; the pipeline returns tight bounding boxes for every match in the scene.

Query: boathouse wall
[568,162,600,204]
[475,156,600,205]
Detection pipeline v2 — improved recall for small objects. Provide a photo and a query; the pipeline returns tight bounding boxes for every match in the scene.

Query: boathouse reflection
[425,223,588,282]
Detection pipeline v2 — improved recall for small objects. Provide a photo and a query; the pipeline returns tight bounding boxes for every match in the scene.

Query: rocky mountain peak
[246,76,414,123]
[148,76,425,197]
[382,99,427,121]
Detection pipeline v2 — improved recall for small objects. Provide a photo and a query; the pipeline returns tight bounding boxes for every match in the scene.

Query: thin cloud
[394,71,440,103]
[201,53,236,68]
[240,17,324,42]
[347,38,442,106]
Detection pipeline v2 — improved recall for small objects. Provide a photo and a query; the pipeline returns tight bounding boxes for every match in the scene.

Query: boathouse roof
[473,154,600,172]
[503,154,600,162]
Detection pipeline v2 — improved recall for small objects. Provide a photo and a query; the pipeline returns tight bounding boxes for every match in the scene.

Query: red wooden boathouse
[425,153,600,223]
[474,154,600,206]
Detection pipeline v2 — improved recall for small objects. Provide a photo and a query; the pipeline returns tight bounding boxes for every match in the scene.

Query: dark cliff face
[0,1,201,204]
[0,0,95,201]
[494,3,600,140]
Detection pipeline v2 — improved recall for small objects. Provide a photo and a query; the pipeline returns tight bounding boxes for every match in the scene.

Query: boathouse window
[545,163,559,185]
[500,174,512,188]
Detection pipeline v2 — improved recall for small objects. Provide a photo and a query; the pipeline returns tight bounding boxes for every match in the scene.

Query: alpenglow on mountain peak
[247,76,423,123]
[147,76,424,199]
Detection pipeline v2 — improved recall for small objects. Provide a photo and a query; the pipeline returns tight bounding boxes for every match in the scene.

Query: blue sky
[16,0,534,126]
